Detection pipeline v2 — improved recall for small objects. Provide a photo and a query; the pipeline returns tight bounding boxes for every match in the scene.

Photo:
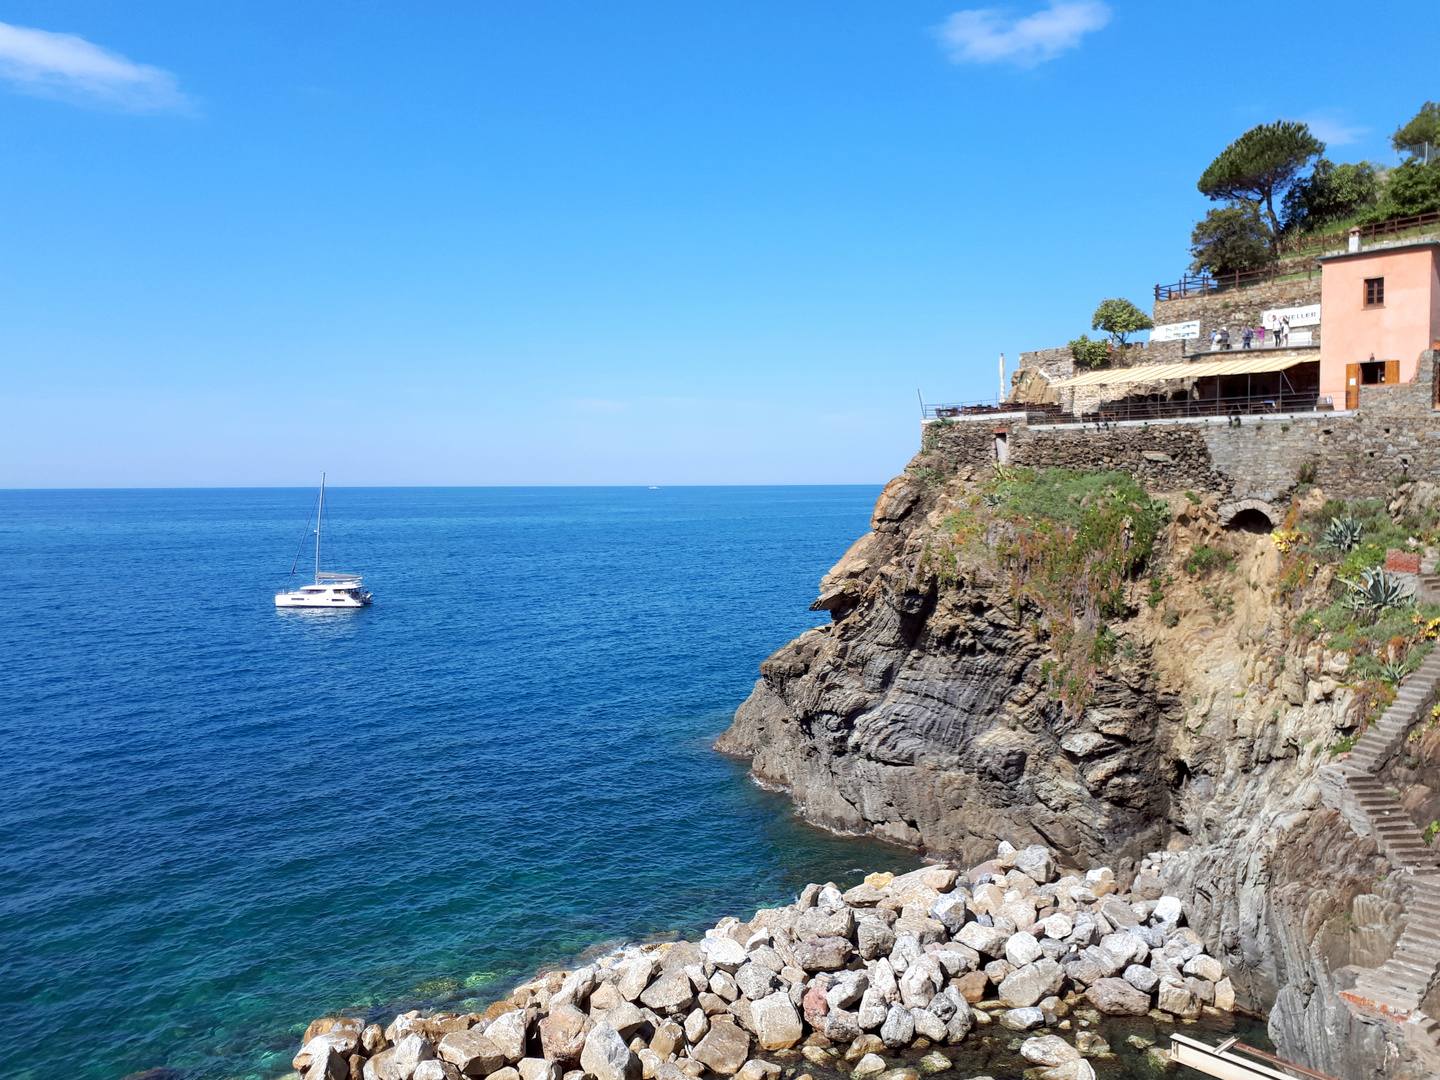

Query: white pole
[999,353,1006,402]
[316,472,325,582]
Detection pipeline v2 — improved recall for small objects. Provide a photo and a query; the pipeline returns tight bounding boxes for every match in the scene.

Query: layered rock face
[716,447,1438,1078]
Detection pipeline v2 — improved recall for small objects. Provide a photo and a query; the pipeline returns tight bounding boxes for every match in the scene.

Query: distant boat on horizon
[275,474,373,609]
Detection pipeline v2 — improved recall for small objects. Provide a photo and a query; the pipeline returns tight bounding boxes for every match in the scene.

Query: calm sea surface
[1,486,923,1080]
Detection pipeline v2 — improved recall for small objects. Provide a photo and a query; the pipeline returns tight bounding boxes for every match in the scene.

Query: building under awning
[1049,352,1315,389]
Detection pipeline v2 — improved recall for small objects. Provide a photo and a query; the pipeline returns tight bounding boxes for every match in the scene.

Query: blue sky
[0,1,1434,486]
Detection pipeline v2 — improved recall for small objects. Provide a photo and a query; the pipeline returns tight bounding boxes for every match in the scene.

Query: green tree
[1370,159,1440,218]
[1282,158,1382,233]
[1198,121,1325,238]
[1392,101,1440,162]
[1091,298,1154,347]
[1190,203,1274,276]
[1068,333,1109,369]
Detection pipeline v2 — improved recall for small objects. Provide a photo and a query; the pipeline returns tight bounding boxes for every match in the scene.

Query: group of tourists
[1210,316,1291,351]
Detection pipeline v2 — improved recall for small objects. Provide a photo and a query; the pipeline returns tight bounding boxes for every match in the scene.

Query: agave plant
[1378,661,1410,685]
[1344,567,1411,612]
[1323,514,1364,552]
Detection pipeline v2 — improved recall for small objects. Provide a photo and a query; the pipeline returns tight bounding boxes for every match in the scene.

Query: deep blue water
[0,486,921,1080]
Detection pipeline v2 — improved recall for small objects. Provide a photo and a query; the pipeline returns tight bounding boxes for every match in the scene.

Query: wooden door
[1346,364,1360,410]
[1385,360,1400,384]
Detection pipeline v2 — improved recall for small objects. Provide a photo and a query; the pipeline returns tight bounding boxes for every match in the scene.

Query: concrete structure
[1317,237,1440,409]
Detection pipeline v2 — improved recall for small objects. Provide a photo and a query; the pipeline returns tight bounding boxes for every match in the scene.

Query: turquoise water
[0,486,922,1080]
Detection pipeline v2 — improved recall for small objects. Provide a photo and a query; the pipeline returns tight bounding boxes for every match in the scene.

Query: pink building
[1318,237,1440,409]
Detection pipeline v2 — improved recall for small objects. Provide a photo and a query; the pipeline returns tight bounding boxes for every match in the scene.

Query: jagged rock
[649,1020,683,1058]
[889,934,923,973]
[1151,897,1183,925]
[539,1006,590,1066]
[795,906,855,942]
[412,1062,462,1080]
[998,959,1063,1008]
[582,1023,642,1080]
[552,967,600,1011]
[1085,978,1150,1016]
[823,1008,862,1042]
[703,936,748,971]
[684,1009,708,1044]
[711,970,741,1002]
[691,1021,751,1075]
[1156,981,1201,1019]
[852,1054,886,1076]
[954,972,987,1002]
[857,918,897,960]
[391,1035,436,1079]
[698,992,730,1017]
[1037,1062,1095,1080]
[955,923,1007,958]
[1014,847,1056,884]
[735,1060,781,1080]
[487,1010,528,1064]
[857,988,888,1030]
[735,963,778,1001]
[750,992,803,1050]
[918,1051,952,1073]
[1183,954,1223,982]
[827,971,869,1011]
[518,1059,561,1080]
[616,958,656,1002]
[1021,1036,1081,1066]
[304,1046,349,1080]
[1122,964,1158,994]
[1005,932,1043,968]
[791,937,852,972]
[897,959,939,1009]
[997,1008,1045,1031]
[440,1030,507,1077]
[1073,1032,1109,1056]
[640,972,695,1015]
[363,1025,387,1056]
[880,1004,915,1048]
[871,958,898,1002]
[1214,978,1236,1012]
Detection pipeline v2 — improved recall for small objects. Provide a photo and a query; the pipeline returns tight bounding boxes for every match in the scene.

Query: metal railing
[1278,210,1440,256]
[923,400,1057,420]
[1029,391,1329,426]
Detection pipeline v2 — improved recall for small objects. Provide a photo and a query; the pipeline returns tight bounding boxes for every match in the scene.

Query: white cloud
[1295,112,1367,147]
[0,20,191,112]
[938,1,1111,66]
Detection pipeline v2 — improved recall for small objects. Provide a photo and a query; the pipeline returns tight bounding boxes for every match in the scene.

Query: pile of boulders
[290,843,1233,1080]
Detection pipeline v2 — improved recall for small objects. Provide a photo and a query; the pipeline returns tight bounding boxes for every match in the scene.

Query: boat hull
[275,594,372,608]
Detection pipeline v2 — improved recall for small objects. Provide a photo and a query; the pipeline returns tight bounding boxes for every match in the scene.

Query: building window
[1365,277,1384,307]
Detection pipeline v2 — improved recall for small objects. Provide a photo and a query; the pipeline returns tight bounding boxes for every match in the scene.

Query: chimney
[1348,228,1361,254]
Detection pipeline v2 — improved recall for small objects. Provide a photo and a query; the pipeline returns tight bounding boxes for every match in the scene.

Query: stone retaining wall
[1153,275,1323,354]
[923,354,1440,505]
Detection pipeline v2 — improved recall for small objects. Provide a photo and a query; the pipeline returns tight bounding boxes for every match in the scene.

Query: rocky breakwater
[289,851,1233,1080]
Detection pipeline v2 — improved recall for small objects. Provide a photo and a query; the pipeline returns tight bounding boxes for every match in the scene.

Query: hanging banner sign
[1262,304,1321,329]
[1150,320,1200,342]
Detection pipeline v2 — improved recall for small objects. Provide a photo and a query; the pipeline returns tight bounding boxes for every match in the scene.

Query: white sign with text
[1262,304,1321,329]
[1150,320,1200,342]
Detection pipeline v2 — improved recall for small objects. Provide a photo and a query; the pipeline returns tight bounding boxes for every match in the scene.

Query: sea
[0,486,923,1080]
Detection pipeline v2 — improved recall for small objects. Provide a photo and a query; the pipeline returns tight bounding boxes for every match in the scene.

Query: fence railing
[1155,262,1319,302]
[1278,210,1440,256]
[923,400,1032,420]
[1030,391,1329,426]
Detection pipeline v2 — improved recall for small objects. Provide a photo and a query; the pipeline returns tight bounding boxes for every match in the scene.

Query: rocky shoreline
[289,844,1236,1080]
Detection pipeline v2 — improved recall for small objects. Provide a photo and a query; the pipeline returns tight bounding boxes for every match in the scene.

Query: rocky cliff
[717,433,1440,1079]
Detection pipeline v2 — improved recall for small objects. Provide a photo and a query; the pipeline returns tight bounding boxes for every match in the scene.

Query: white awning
[1050,353,1316,389]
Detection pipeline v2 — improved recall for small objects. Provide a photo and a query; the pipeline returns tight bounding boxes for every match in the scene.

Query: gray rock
[998,959,1063,1009]
[930,949,974,978]
[440,1030,507,1077]
[931,894,967,935]
[684,1009,708,1045]
[750,991,803,1051]
[488,1010,529,1065]
[1014,846,1056,884]
[747,947,784,974]
[857,988,888,1030]
[519,1059,562,1080]
[894,915,947,945]
[889,934,923,973]
[844,884,887,907]
[736,1061,781,1080]
[412,1063,462,1080]
[1084,978,1150,1016]
[913,1009,947,1041]
[1151,896,1183,926]
[853,1054,887,1076]
[1099,932,1145,970]
[871,957,898,1003]
[1122,964,1158,994]
[691,1021,751,1075]
[581,1023,642,1080]
[711,970,740,1002]
[795,906,855,942]
[734,962,778,1001]
[1157,981,1201,1019]
[880,1004,915,1048]
[553,966,600,1010]
[927,991,955,1023]
[640,972,696,1015]
[827,970,869,1011]
[305,1046,349,1080]
[857,918,897,960]
[393,1034,438,1078]
[941,992,973,1044]
[617,958,657,1002]
[1183,954,1224,982]
[897,957,939,1009]
[538,1006,590,1067]
[1020,1036,1080,1066]
[956,922,1008,958]
[791,936,852,972]
[998,1008,1045,1031]
[1005,932,1043,968]
[702,937,748,971]
[823,1008,862,1043]
[601,1003,647,1040]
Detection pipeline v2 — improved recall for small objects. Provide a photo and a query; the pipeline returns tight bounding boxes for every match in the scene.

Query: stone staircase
[1328,650,1440,1031]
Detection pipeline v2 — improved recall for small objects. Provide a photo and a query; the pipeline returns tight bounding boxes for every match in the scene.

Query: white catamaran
[275,474,373,608]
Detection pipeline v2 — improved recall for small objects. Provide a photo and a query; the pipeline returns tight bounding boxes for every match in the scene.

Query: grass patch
[1184,545,1233,576]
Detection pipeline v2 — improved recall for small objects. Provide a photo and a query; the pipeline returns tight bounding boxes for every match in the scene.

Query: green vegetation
[1283,158,1382,234]
[1344,567,1411,613]
[1162,609,1180,628]
[931,468,1169,715]
[1067,332,1109,369]
[1425,820,1440,846]
[1328,734,1359,758]
[1197,120,1324,239]
[1091,299,1154,348]
[1322,514,1363,552]
[1393,102,1440,161]
[1190,203,1274,276]
[1183,545,1233,576]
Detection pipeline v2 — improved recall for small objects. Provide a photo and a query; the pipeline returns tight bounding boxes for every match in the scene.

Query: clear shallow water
[0,486,921,1080]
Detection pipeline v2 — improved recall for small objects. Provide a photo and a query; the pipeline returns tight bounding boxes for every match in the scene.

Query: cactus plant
[1323,514,1364,552]
[1344,567,1411,612]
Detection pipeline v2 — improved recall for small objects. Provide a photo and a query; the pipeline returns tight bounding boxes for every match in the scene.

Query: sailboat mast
[315,472,325,583]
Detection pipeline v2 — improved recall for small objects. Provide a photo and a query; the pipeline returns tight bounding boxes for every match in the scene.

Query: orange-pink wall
[1319,244,1440,406]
